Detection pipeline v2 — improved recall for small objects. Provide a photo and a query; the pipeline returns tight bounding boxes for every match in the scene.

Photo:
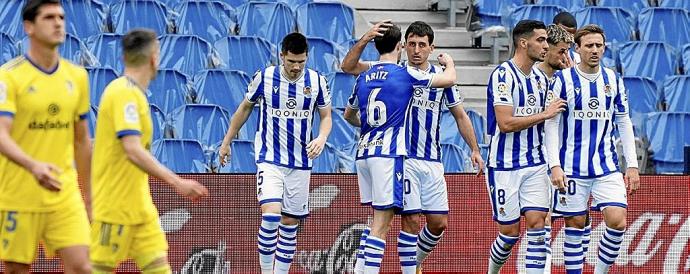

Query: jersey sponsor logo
[358,138,384,150]
[28,119,70,130]
[266,108,312,119]
[514,106,543,117]
[410,96,440,112]
[0,81,6,104]
[588,98,600,109]
[286,98,297,109]
[124,103,139,123]
[527,94,537,106]
[572,110,611,120]
[47,103,60,116]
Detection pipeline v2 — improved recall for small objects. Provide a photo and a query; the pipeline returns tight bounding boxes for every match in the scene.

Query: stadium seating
[110,0,172,35]
[682,43,690,74]
[158,34,218,76]
[88,105,98,138]
[237,106,259,141]
[170,104,230,148]
[214,36,276,75]
[662,75,690,112]
[312,108,357,146]
[87,33,124,72]
[596,0,649,14]
[618,41,678,82]
[441,143,468,173]
[174,1,237,44]
[506,5,565,31]
[152,139,209,173]
[62,0,107,39]
[340,39,379,62]
[534,0,586,11]
[148,69,191,115]
[0,1,25,40]
[0,32,17,65]
[150,104,167,141]
[216,139,257,173]
[305,37,343,75]
[296,2,354,45]
[637,8,690,49]
[236,1,296,46]
[439,109,461,145]
[572,7,635,44]
[622,76,659,136]
[21,33,97,66]
[193,69,251,111]
[86,66,119,106]
[471,0,522,29]
[312,142,338,173]
[467,109,487,145]
[645,112,690,173]
[327,72,356,108]
[336,141,357,173]
[658,0,690,9]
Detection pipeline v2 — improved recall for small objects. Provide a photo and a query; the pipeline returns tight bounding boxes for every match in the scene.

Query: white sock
[364,236,386,274]
[416,225,443,265]
[273,223,298,274]
[564,227,585,274]
[594,226,625,274]
[544,226,552,273]
[398,231,417,274]
[582,223,592,254]
[257,213,280,273]
[354,226,370,274]
[488,233,519,274]
[525,228,547,274]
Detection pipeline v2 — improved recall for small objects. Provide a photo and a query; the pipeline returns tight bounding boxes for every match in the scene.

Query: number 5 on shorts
[4,211,17,232]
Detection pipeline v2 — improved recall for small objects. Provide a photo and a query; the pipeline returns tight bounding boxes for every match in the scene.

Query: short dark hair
[22,0,60,22]
[574,24,606,46]
[281,32,308,55]
[122,29,158,66]
[405,21,434,44]
[552,12,577,29]
[512,20,547,48]
[374,23,401,55]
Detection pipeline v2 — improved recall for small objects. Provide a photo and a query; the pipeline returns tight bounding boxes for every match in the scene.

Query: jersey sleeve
[75,68,90,121]
[405,66,433,89]
[490,67,514,106]
[0,71,16,117]
[613,75,630,115]
[545,71,567,107]
[316,75,332,108]
[443,85,464,108]
[110,90,143,138]
[347,78,359,110]
[246,70,264,103]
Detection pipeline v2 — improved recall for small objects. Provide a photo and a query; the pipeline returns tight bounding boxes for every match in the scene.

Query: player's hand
[363,20,393,41]
[437,53,454,68]
[470,150,485,176]
[624,167,640,195]
[30,161,62,191]
[543,98,566,119]
[174,179,209,202]
[550,166,567,194]
[218,143,231,167]
[306,136,327,159]
[563,52,574,68]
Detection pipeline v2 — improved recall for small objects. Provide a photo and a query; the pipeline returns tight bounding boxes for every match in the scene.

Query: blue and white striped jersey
[486,60,548,170]
[246,66,331,169]
[407,63,463,162]
[347,62,433,160]
[569,49,581,64]
[546,66,629,178]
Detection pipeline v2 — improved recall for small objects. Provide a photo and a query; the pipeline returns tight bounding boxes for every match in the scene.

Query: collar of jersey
[574,64,602,82]
[279,65,305,84]
[508,59,533,78]
[24,54,59,75]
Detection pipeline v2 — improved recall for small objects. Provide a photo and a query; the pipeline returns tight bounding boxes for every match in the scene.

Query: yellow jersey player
[0,0,93,273]
[90,29,208,274]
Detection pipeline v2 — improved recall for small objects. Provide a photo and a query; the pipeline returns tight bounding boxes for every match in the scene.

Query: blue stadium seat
[0,32,18,65]
[439,109,461,145]
[148,69,191,115]
[336,141,357,173]
[88,105,98,138]
[327,72,356,108]
[193,69,251,111]
[110,0,171,35]
[216,139,257,173]
[467,109,487,144]
[637,8,690,49]
[472,0,523,29]
[306,37,343,75]
[645,112,690,174]
[441,143,467,173]
[62,0,107,39]
[622,76,659,115]
[214,36,276,75]
[174,1,236,44]
[236,1,296,46]
[152,139,209,173]
[572,7,635,44]
[312,142,338,173]
[21,33,96,66]
[659,0,690,9]
[159,34,218,76]
[296,2,354,45]
[86,67,119,106]
[312,108,357,147]
[87,33,124,72]
[340,39,379,62]
[597,0,649,14]
[0,1,25,40]
[150,104,167,141]
[662,75,690,112]
[506,5,565,30]
[682,44,690,74]
[170,104,230,148]
[534,0,586,10]
[237,106,259,141]
[618,41,678,82]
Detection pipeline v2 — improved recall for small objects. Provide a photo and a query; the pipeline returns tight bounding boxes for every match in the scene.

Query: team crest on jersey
[124,103,139,123]
[604,84,612,97]
[560,197,567,206]
[303,86,312,95]
[536,80,544,92]
[0,81,6,104]
[499,207,506,216]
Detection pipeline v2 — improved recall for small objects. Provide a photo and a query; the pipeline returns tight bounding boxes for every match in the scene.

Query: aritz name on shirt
[358,138,384,150]
[267,108,312,119]
[28,119,71,130]
[513,107,543,117]
[365,70,388,82]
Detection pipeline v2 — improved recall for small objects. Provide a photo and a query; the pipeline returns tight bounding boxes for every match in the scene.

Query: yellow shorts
[90,217,168,269]
[0,202,90,264]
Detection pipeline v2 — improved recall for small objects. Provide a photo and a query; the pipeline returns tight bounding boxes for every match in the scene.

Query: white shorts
[552,172,627,217]
[256,162,311,218]
[486,164,551,225]
[355,157,405,210]
[402,159,449,215]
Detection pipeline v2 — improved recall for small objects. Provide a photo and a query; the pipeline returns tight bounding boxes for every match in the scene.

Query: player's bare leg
[364,209,395,274]
[58,245,92,274]
[594,207,626,274]
[3,262,30,274]
[400,213,421,274]
[416,214,447,273]
[258,202,282,274]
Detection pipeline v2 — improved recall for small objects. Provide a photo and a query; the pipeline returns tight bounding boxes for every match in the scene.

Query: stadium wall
[18,175,690,273]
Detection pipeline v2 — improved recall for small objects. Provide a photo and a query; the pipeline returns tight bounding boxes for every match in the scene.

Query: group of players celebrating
[0,0,640,273]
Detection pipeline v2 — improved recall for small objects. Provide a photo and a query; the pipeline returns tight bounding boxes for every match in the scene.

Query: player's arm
[429,53,456,88]
[341,20,392,75]
[613,78,639,194]
[545,75,567,192]
[448,104,484,173]
[344,107,360,127]
[120,135,207,201]
[307,76,333,159]
[73,119,92,217]
[219,98,255,166]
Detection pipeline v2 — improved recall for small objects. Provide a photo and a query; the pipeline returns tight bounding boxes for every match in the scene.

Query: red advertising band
[8,174,690,273]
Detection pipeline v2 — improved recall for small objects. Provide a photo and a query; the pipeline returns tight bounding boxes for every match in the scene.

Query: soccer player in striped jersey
[0,1,92,273]
[545,24,640,274]
[553,12,580,65]
[342,23,457,274]
[485,20,567,274]
[218,32,332,274]
[341,20,485,274]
